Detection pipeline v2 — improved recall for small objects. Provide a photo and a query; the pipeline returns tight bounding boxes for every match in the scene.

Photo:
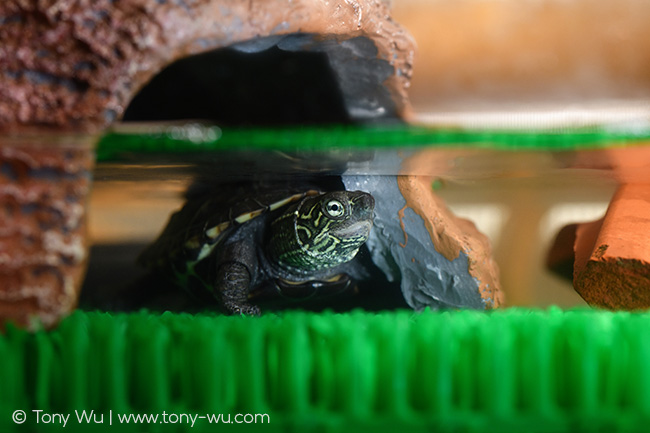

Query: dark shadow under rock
[123,44,352,126]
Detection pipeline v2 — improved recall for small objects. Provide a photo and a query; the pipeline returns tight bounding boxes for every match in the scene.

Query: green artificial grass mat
[2,308,650,432]
[96,124,650,161]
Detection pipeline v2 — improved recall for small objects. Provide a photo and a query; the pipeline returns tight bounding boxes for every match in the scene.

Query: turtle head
[268,190,375,274]
[297,190,374,252]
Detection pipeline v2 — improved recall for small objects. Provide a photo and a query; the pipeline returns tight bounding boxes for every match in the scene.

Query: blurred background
[393,0,650,128]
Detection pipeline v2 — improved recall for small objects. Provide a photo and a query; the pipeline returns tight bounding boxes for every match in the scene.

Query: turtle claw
[224,301,261,317]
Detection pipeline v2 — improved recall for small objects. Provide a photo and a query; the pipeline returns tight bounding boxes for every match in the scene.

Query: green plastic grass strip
[3,309,650,432]
[96,124,650,161]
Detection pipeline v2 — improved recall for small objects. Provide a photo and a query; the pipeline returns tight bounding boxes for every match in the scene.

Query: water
[3,125,649,316]
[86,125,650,311]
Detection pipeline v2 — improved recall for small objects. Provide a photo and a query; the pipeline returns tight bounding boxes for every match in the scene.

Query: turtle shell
[138,182,320,275]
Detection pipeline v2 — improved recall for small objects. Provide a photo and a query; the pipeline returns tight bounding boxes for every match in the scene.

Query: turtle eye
[324,199,346,219]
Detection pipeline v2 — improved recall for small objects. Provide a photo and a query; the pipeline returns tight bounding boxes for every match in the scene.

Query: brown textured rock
[0,135,93,328]
[0,0,415,131]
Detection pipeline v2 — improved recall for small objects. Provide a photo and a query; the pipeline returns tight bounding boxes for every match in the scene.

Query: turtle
[137,181,375,315]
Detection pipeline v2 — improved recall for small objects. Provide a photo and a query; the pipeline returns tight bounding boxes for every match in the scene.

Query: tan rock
[397,174,503,308]
[398,150,503,309]
[344,149,503,310]
[548,146,650,309]
[574,184,650,309]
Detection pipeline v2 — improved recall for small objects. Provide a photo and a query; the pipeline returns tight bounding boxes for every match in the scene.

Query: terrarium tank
[2,0,650,432]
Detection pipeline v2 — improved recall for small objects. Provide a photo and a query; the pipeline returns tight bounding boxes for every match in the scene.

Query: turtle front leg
[214,239,261,316]
[216,262,261,316]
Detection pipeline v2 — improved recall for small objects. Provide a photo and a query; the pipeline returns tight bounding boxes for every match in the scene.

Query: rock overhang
[0,0,415,131]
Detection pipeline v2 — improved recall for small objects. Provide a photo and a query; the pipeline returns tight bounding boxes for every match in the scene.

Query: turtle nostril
[354,192,375,218]
[361,193,375,209]
[365,194,375,210]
